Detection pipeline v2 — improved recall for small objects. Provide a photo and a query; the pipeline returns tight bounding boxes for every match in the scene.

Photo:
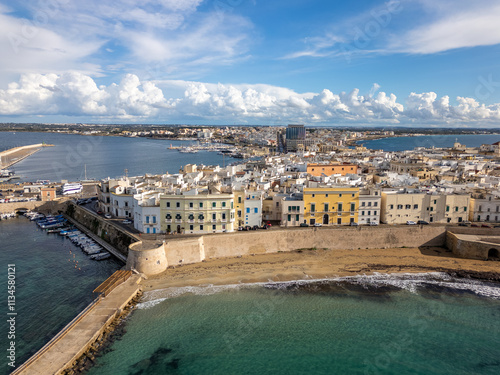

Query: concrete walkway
[64,215,127,263]
[13,275,141,375]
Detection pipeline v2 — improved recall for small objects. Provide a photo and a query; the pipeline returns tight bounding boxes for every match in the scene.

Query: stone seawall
[69,204,138,256]
[128,225,447,276]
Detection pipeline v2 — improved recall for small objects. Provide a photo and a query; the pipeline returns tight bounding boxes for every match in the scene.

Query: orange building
[307,163,359,177]
[40,187,57,201]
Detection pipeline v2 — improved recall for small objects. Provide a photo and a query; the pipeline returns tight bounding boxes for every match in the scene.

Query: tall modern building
[286,124,306,152]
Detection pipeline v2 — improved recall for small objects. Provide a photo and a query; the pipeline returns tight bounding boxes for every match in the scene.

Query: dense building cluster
[95,138,500,234]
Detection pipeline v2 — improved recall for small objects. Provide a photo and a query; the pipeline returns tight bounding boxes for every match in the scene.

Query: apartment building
[358,189,381,225]
[304,187,359,225]
[470,194,500,222]
[306,163,359,177]
[160,191,235,234]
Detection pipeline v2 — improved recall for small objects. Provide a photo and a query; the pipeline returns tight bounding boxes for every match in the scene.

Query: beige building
[470,194,500,222]
[160,192,235,234]
[381,191,469,224]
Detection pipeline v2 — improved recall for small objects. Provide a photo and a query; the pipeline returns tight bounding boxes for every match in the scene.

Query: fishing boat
[90,252,111,260]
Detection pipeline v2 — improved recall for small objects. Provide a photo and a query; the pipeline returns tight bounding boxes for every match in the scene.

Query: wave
[137,272,500,309]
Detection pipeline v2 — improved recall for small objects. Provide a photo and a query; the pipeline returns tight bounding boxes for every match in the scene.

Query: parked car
[104,213,112,219]
[96,210,103,215]
[238,226,244,231]
[122,220,132,224]
[244,225,252,231]
[314,223,322,227]
[406,221,417,225]
[481,224,491,228]
[471,224,479,227]
[252,225,259,230]
[299,223,309,227]
[369,221,379,226]
[458,223,469,227]
[417,220,429,225]
[261,225,269,229]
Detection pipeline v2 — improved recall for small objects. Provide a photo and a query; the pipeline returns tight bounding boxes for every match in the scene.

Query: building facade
[307,163,359,177]
[160,193,235,234]
[304,187,359,226]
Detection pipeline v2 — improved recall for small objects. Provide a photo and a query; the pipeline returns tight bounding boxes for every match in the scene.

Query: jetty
[0,143,54,169]
[12,271,141,375]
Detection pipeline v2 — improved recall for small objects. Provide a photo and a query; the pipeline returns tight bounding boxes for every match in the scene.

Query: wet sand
[142,246,500,291]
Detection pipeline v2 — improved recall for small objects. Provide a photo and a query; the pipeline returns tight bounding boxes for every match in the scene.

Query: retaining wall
[128,225,447,276]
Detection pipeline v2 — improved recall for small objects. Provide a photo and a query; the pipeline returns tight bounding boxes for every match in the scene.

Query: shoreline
[140,246,500,293]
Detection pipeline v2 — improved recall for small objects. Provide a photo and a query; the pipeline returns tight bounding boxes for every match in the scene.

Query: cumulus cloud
[2,73,500,124]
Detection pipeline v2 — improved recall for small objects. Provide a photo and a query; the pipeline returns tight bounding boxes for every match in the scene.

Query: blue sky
[1,0,500,126]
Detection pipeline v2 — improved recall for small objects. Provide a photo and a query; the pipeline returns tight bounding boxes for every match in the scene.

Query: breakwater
[0,143,54,169]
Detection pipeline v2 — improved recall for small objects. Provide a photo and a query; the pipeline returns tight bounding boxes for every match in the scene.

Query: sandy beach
[142,246,500,291]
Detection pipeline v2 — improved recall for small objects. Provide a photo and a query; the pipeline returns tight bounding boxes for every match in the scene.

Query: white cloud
[2,73,500,125]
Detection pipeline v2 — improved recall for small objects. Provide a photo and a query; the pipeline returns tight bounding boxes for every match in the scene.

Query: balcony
[165,219,172,223]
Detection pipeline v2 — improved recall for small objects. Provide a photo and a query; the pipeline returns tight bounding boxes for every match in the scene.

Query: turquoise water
[87,274,500,375]
[0,216,121,374]
[361,134,500,151]
[0,132,238,182]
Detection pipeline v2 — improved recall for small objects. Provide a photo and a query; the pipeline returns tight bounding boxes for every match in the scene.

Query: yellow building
[234,190,245,227]
[304,187,359,226]
[160,193,235,234]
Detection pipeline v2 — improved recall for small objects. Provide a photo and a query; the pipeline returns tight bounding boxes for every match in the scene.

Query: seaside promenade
[12,273,142,375]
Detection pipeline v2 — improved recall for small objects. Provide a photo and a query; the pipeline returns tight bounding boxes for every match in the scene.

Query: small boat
[90,252,111,260]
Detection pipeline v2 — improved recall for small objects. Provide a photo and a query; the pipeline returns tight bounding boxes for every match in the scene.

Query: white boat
[62,183,83,195]
[90,252,111,260]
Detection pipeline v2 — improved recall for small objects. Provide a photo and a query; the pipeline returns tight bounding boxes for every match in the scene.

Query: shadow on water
[128,347,180,375]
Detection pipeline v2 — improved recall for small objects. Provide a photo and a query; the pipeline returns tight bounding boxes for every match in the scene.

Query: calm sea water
[361,134,500,152]
[0,216,121,375]
[0,132,238,182]
[87,273,500,375]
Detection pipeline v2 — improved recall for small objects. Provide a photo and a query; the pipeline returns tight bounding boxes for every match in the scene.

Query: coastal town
[2,125,500,234]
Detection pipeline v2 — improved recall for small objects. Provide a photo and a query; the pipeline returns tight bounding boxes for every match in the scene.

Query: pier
[0,143,54,169]
[12,272,141,375]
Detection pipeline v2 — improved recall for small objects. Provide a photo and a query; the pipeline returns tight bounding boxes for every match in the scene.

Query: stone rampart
[127,225,448,276]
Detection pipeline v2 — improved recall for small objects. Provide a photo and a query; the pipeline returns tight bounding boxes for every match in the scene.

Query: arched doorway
[488,248,499,260]
[323,214,329,225]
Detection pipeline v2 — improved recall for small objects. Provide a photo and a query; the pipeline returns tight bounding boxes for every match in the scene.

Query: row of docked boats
[24,211,111,261]
[0,212,17,220]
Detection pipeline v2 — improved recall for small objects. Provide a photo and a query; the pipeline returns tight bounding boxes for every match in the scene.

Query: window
[189,202,193,208]
[455,207,459,212]
[125,201,128,207]
[296,214,299,221]
[479,205,482,211]
[374,202,378,207]
[338,203,343,212]
[212,202,216,207]
[166,202,170,208]
[324,203,329,212]
[176,202,180,208]
[166,214,172,220]
[368,211,371,216]
[175,214,182,220]
[146,216,149,224]
[222,202,226,207]
[339,194,342,197]
[213,224,216,230]
[350,203,355,212]
[200,225,204,231]
[246,208,250,213]
[222,213,226,220]
[464,207,467,212]
[311,204,315,213]
[434,200,437,204]
[352,194,355,197]
[413,204,418,209]
[397,205,403,209]
[337,218,342,224]
[325,194,329,198]
[199,202,203,208]
[368,202,372,207]
[446,206,450,212]
[405,205,411,209]
[288,206,291,211]
[152,216,156,224]
[362,211,365,215]
[231,202,233,209]
[254,208,258,213]
[238,197,242,203]
[189,225,193,230]
[389,204,394,209]
[430,207,434,212]
[312,194,315,198]
[213,213,217,220]
[361,202,365,206]
[237,210,241,218]
[288,214,291,221]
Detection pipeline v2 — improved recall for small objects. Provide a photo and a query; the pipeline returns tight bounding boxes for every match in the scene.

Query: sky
[1,0,500,127]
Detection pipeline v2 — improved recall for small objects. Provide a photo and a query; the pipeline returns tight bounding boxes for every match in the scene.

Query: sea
[0,216,121,375]
[85,273,500,375]
[0,132,239,182]
[1,131,500,374]
[361,134,500,152]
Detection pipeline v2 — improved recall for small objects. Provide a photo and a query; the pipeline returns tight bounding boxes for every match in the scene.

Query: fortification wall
[128,226,448,275]
[69,204,137,256]
[0,200,43,214]
[126,242,168,275]
[446,231,499,260]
